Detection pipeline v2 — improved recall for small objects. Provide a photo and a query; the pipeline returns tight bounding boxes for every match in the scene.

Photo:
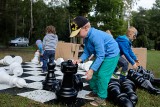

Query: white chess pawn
[55,58,64,66]
[0,68,27,88]
[13,56,23,64]
[78,61,93,71]
[0,56,14,65]
[78,63,84,70]
[8,62,23,76]
[31,50,40,64]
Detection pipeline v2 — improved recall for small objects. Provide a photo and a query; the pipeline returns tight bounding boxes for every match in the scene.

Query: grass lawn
[0,48,160,107]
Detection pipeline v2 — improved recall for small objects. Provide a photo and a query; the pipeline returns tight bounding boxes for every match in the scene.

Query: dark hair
[46,25,56,34]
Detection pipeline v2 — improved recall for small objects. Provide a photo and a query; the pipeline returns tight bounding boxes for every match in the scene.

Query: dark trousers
[42,50,55,71]
[114,56,129,73]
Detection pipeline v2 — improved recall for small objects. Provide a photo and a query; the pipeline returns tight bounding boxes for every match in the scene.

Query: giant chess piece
[120,79,138,106]
[13,56,23,64]
[55,58,64,66]
[0,68,27,88]
[31,50,40,64]
[137,66,160,86]
[108,79,134,107]
[7,62,23,76]
[73,74,83,91]
[78,61,93,71]
[56,60,79,104]
[0,56,14,65]
[42,61,60,92]
[127,69,160,95]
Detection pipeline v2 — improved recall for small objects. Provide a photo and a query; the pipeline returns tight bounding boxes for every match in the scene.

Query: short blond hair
[46,25,56,34]
[126,26,137,36]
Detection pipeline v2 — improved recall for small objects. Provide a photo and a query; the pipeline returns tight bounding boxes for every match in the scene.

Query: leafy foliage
[132,0,160,50]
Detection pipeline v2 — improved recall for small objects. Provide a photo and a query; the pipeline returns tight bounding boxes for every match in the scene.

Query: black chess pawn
[127,69,160,95]
[56,60,79,105]
[137,66,160,86]
[108,79,134,107]
[42,61,60,92]
[120,79,138,106]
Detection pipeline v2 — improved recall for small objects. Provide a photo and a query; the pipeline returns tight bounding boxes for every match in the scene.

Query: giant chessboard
[0,62,93,107]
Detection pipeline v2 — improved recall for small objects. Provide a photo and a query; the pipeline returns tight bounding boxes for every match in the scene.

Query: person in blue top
[115,26,140,79]
[70,16,120,106]
[42,25,58,72]
[36,39,44,65]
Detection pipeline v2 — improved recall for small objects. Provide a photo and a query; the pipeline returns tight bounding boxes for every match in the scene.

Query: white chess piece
[0,68,27,88]
[8,62,23,76]
[0,56,14,65]
[55,58,64,66]
[31,50,40,64]
[13,56,23,64]
[78,61,93,71]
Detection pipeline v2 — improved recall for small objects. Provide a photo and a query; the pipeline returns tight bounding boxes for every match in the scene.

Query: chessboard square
[55,75,63,80]
[22,65,41,68]
[24,70,43,76]
[27,82,42,90]
[24,75,45,82]
[22,62,40,65]
[54,66,61,71]
[25,79,37,83]
[0,87,35,95]
[18,90,56,103]
[77,71,86,75]
[0,84,12,90]
[23,67,42,71]
[77,69,86,72]
[20,73,34,78]
[22,63,42,67]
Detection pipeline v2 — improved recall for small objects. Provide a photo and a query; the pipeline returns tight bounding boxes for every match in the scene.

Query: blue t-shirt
[80,27,120,72]
[116,35,137,65]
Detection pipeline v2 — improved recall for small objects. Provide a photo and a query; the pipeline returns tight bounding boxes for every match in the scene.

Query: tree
[131,0,160,50]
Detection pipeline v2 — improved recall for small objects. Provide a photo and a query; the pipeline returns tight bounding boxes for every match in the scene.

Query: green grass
[0,48,160,107]
[147,50,160,77]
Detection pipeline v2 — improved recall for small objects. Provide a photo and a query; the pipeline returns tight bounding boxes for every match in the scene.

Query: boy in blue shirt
[115,26,140,79]
[70,16,120,106]
[36,39,43,65]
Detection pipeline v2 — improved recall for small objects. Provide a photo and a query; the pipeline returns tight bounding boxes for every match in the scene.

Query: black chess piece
[42,62,60,92]
[127,69,160,95]
[73,74,83,91]
[108,79,134,107]
[56,60,80,104]
[137,66,160,86]
[120,79,138,106]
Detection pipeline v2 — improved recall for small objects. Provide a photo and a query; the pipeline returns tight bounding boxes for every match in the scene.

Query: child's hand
[133,63,138,70]
[72,59,82,64]
[85,69,93,80]
[135,60,140,66]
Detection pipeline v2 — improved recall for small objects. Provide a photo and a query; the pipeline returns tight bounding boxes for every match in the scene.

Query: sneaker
[111,73,120,79]
[90,97,106,106]
[120,71,127,80]
[85,92,98,99]
[121,71,127,76]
